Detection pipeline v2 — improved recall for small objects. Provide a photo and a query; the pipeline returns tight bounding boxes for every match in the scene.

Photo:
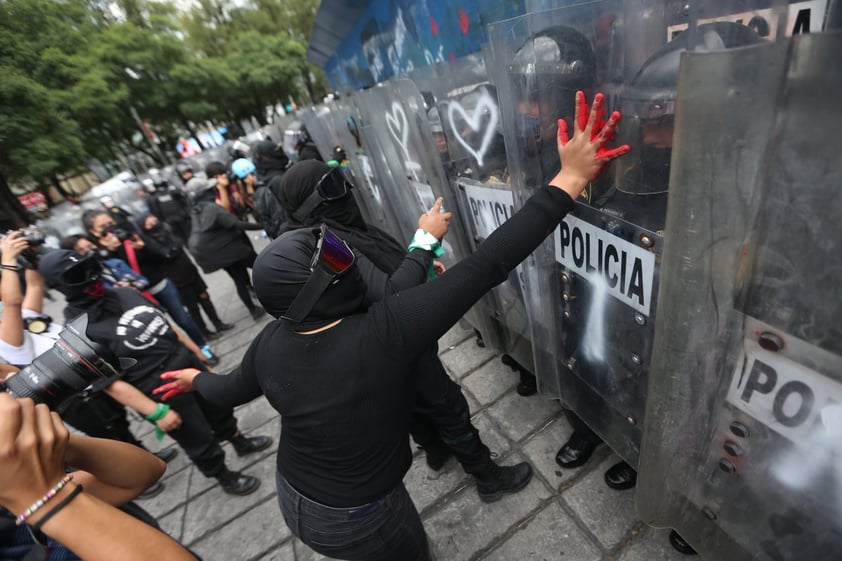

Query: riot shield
[352,80,506,348]
[298,105,335,161]
[411,54,538,383]
[637,31,842,561]
[489,0,798,464]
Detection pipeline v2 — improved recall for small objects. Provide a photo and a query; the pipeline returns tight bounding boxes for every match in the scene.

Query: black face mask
[147,223,164,234]
[253,228,368,328]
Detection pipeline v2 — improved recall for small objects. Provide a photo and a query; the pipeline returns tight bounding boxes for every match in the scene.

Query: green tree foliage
[0,0,324,224]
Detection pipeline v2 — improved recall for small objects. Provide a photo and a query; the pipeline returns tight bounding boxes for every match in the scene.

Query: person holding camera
[81,210,220,366]
[3,233,181,499]
[0,232,58,371]
[0,395,198,561]
[38,249,273,496]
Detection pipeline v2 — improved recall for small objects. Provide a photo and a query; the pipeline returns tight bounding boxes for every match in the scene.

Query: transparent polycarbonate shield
[353,80,478,267]
[488,0,676,461]
[637,32,842,561]
[416,54,537,378]
[309,99,395,233]
[298,105,335,162]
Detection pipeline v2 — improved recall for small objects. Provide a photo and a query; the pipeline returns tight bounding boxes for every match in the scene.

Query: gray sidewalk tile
[438,322,474,350]
[561,454,640,550]
[234,396,281,434]
[142,463,193,519]
[481,502,603,561]
[484,391,562,443]
[182,454,278,544]
[404,455,472,512]
[521,415,593,489]
[189,497,289,561]
[617,527,699,561]
[471,412,512,458]
[158,505,186,543]
[423,453,552,561]
[461,358,519,406]
[291,537,342,561]
[439,338,497,379]
[256,541,297,561]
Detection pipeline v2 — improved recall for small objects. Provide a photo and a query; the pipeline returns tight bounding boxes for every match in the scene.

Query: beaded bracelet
[0,263,22,271]
[16,474,74,526]
[30,484,83,532]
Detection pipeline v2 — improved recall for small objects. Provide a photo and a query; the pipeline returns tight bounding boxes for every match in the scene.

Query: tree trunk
[0,172,33,228]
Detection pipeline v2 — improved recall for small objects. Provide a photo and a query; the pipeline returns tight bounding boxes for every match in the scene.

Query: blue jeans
[152,279,207,347]
[276,471,431,561]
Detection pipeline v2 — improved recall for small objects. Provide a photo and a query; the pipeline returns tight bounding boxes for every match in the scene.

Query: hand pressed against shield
[553,91,630,199]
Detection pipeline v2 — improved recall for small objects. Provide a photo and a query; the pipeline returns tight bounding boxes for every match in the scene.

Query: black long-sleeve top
[188,202,262,273]
[194,185,575,507]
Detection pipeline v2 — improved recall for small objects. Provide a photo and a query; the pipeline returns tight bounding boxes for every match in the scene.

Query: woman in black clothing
[157,93,629,560]
[183,177,266,320]
[138,214,234,339]
[275,160,528,491]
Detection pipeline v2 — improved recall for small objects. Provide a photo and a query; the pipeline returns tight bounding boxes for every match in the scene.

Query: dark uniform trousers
[409,345,493,474]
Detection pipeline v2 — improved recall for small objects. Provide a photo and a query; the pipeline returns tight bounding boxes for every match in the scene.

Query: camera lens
[1,315,131,409]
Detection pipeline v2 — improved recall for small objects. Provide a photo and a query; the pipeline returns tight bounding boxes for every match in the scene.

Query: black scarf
[276,160,407,274]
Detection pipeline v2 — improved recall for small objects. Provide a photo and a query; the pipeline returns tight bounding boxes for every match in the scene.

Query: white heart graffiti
[385,102,422,174]
[447,91,499,168]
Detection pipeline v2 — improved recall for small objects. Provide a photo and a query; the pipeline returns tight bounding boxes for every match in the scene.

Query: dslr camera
[0,315,134,409]
[104,227,132,242]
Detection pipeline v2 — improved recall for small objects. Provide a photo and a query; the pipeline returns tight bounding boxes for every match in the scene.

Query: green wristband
[145,403,170,441]
[408,229,445,279]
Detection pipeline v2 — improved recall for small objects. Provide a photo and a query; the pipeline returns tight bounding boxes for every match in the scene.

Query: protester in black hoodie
[138,214,234,339]
[276,160,505,475]
[253,140,291,186]
[184,176,266,320]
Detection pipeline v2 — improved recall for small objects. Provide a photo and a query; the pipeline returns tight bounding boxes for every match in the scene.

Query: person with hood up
[155,92,629,560]
[253,140,291,186]
[37,249,273,496]
[184,176,266,320]
[274,159,521,478]
[137,214,235,340]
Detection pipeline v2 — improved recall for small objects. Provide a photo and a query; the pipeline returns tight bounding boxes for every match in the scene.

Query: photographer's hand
[1,231,30,347]
[0,395,69,514]
[1,231,28,263]
[155,368,202,401]
[129,234,145,251]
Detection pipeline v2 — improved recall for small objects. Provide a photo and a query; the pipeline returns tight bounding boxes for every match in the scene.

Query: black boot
[215,467,260,496]
[555,430,602,469]
[604,461,637,490]
[200,325,220,341]
[229,433,273,457]
[200,297,234,332]
[474,461,533,503]
[669,530,697,555]
[421,436,452,471]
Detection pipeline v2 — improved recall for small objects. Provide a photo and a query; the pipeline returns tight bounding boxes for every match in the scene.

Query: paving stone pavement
[41,232,702,561]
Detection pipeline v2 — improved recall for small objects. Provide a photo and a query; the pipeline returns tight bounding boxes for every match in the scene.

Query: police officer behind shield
[556,21,763,555]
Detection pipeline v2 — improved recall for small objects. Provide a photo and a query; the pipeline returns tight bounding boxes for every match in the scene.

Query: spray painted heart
[447,91,499,168]
[385,101,422,175]
[385,101,411,160]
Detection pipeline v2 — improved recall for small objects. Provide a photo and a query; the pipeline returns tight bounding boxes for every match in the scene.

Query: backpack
[252,178,287,239]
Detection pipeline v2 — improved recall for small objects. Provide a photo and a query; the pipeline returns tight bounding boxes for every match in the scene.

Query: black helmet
[616,22,762,195]
[175,161,193,177]
[509,25,597,186]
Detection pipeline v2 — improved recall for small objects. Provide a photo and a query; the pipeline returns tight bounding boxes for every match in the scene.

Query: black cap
[205,161,228,177]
